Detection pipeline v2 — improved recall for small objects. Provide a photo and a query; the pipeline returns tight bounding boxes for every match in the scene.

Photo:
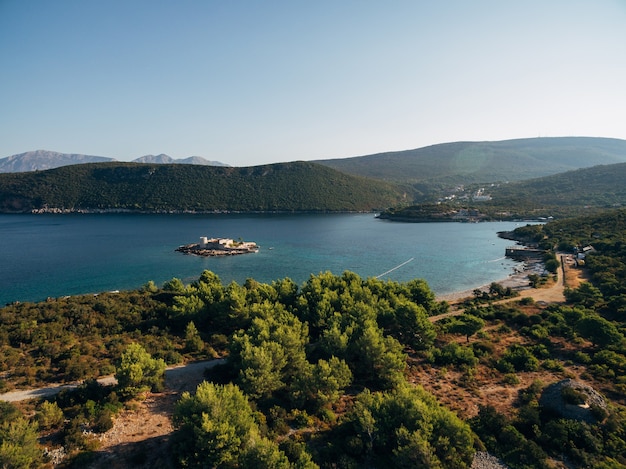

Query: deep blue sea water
[0,213,527,304]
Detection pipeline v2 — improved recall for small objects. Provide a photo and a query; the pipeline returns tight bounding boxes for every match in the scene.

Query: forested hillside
[488,162,626,209]
[380,161,626,221]
[315,137,626,185]
[0,161,407,213]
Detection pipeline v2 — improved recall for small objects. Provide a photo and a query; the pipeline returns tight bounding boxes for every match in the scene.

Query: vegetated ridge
[5,137,625,183]
[0,150,228,173]
[487,161,626,208]
[380,161,626,221]
[0,161,406,213]
[315,136,626,185]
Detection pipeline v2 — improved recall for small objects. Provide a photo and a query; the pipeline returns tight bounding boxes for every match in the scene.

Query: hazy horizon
[1,1,625,166]
[4,135,626,168]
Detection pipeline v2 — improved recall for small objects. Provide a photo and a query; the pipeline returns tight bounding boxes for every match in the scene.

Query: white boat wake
[375,257,415,279]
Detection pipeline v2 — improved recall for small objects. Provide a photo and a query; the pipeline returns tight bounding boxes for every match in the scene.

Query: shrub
[290,409,313,429]
[542,359,564,372]
[115,343,166,398]
[0,402,21,426]
[278,439,317,468]
[93,408,114,433]
[37,401,64,430]
[184,321,204,353]
[532,344,551,359]
[498,360,516,374]
[518,380,544,405]
[433,342,478,369]
[573,351,592,365]
[0,417,42,468]
[472,341,495,358]
[545,258,560,274]
[267,406,289,436]
[498,344,539,372]
[318,407,336,424]
[524,325,549,341]
[63,417,88,452]
[502,373,520,385]
[561,386,587,405]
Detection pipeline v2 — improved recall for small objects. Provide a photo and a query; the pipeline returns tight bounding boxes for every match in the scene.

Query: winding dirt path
[0,359,224,403]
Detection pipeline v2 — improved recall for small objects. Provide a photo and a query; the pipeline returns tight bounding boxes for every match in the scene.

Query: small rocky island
[176,237,259,257]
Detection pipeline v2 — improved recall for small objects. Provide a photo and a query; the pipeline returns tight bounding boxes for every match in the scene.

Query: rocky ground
[471,452,510,469]
[86,361,221,468]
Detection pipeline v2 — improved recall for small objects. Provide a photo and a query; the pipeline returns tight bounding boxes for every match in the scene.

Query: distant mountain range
[5,137,626,179]
[131,153,228,166]
[4,138,626,181]
[314,137,626,184]
[3,136,626,216]
[0,150,229,173]
[3,137,626,215]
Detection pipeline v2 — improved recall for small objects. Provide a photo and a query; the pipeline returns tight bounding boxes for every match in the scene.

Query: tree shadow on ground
[78,434,174,469]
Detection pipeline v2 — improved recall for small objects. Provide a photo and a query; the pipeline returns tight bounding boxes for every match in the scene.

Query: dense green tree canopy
[0,161,405,213]
[344,384,475,468]
[172,381,306,469]
[115,342,167,397]
[0,417,41,469]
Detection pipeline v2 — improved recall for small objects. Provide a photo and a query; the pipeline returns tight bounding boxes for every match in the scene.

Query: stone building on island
[177,237,259,257]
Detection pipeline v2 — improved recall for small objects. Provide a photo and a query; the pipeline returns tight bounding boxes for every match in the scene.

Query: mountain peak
[0,151,229,173]
[132,154,174,164]
[0,150,113,172]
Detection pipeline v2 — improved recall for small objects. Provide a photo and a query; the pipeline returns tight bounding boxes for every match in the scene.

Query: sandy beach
[437,259,545,303]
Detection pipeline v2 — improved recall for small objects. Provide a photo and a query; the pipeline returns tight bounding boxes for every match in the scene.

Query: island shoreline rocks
[176,237,259,257]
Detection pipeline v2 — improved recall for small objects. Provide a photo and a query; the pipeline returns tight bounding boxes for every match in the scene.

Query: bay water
[0,213,526,305]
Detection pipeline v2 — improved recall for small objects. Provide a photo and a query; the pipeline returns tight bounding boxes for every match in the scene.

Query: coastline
[437,259,545,303]
[1,216,534,306]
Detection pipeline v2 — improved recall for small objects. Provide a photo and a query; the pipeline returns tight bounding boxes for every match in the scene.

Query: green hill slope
[489,162,626,209]
[0,161,407,213]
[380,162,626,221]
[315,137,626,184]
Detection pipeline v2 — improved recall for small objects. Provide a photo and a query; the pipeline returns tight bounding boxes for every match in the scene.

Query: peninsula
[176,237,259,256]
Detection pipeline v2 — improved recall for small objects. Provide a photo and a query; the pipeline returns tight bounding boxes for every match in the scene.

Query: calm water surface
[0,213,526,304]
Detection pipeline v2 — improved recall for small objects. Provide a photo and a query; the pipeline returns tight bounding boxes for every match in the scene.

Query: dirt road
[0,359,224,403]
[431,254,585,323]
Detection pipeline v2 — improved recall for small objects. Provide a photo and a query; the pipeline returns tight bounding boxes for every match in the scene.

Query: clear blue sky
[1,1,625,166]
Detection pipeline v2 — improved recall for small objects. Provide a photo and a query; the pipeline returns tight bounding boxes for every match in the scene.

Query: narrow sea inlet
[0,213,526,304]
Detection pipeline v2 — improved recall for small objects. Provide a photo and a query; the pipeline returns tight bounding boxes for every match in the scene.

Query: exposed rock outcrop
[539,379,607,423]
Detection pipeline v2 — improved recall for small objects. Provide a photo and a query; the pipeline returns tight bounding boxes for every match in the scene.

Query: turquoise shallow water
[0,213,526,304]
